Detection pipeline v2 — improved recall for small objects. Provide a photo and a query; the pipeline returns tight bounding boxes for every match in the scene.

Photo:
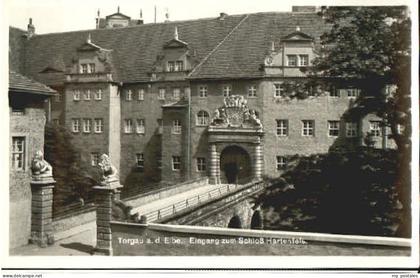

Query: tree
[44,123,97,213]
[308,6,411,237]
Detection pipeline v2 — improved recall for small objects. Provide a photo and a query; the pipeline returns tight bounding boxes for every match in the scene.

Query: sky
[5,0,413,34]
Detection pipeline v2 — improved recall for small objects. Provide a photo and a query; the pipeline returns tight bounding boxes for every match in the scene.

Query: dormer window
[167,61,175,72]
[175,61,184,71]
[89,63,96,73]
[299,55,309,66]
[81,64,88,74]
[287,55,297,66]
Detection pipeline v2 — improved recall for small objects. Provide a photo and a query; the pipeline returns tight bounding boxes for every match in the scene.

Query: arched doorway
[220,145,251,184]
[227,215,242,229]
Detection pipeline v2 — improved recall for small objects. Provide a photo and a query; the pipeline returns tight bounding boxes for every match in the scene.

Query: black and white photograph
[1,0,419,274]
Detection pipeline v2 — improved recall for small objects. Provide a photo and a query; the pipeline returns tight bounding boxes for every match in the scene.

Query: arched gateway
[207,95,264,184]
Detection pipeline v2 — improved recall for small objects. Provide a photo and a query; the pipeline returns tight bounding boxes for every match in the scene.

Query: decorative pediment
[282,31,313,42]
[163,26,188,49]
[210,95,263,130]
[77,34,110,52]
[106,13,131,20]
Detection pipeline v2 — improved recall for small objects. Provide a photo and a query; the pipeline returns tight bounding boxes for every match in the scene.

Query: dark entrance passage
[220,146,251,184]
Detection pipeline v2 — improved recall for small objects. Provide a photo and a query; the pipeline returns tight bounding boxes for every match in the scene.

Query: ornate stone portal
[208,95,264,184]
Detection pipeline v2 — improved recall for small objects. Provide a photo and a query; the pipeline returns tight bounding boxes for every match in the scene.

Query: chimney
[137,9,144,25]
[117,6,120,13]
[96,9,100,29]
[165,8,170,22]
[27,18,35,38]
[219,12,228,20]
[292,6,317,13]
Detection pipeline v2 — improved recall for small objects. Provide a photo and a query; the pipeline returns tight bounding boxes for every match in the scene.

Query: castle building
[9,7,393,194]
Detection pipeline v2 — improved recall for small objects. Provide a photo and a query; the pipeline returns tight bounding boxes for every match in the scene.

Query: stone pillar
[253,144,263,181]
[94,179,121,256]
[209,144,220,184]
[30,177,55,247]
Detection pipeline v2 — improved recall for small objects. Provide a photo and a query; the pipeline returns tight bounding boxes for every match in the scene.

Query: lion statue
[98,154,119,182]
[31,150,53,178]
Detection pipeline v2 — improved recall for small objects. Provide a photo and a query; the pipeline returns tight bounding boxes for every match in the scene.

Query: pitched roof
[18,12,328,84]
[9,71,56,95]
[9,27,27,74]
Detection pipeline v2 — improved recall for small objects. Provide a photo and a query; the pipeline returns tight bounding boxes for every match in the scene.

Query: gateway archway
[220,146,251,184]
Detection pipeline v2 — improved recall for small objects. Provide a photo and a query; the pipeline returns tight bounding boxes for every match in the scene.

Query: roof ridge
[188,14,250,77]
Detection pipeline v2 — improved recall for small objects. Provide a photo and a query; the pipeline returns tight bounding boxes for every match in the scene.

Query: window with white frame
[276,156,287,170]
[248,85,257,97]
[302,120,314,136]
[370,121,382,136]
[329,88,339,97]
[89,63,96,73]
[222,85,232,97]
[83,118,91,133]
[158,88,165,100]
[136,153,144,170]
[287,55,297,66]
[198,85,208,98]
[276,120,288,136]
[138,89,144,101]
[196,111,209,126]
[172,156,181,171]
[94,89,102,100]
[299,55,309,66]
[167,61,175,72]
[94,118,103,133]
[157,119,163,134]
[172,120,182,134]
[347,88,360,98]
[84,89,91,100]
[197,157,206,172]
[136,119,145,134]
[91,153,99,166]
[126,90,133,101]
[173,88,181,100]
[80,64,88,74]
[175,61,184,71]
[73,90,80,101]
[328,121,340,137]
[345,122,358,137]
[124,119,133,133]
[11,137,25,170]
[274,83,285,97]
[72,119,80,133]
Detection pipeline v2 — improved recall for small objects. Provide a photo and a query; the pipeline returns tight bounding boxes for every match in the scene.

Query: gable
[282,31,313,41]
[163,39,188,49]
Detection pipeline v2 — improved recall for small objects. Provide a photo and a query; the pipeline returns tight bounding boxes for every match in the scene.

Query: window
[274,83,285,97]
[175,61,184,71]
[197,157,206,172]
[80,64,88,74]
[126,90,133,101]
[173,88,181,100]
[347,88,360,98]
[94,118,103,133]
[73,90,80,101]
[136,153,144,170]
[11,106,25,115]
[346,122,358,138]
[287,55,297,66]
[83,118,92,133]
[276,156,287,170]
[172,156,181,171]
[124,119,133,133]
[94,89,102,100]
[89,63,96,73]
[370,121,382,136]
[91,153,99,166]
[54,94,61,102]
[299,55,309,66]
[158,88,165,100]
[196,111,209,126]
[167,61,175,72]
[328,121,340,137]
[11,137,25,170]
[157,119,163,134]
[136,119,145,134]
[157,155,162,169]
[276,120,288,136]
[172,120,182,134]
[248,85,257,97]
[222,85,232,97]
[198,86,208,98]
[84,89,91,100]
[138,89,144,101]
[72,119,80,133]
[329,88,339,97]
[302,120,314,136]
